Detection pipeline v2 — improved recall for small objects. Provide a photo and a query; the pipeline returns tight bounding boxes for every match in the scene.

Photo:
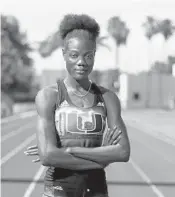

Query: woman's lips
[75,69,88,74]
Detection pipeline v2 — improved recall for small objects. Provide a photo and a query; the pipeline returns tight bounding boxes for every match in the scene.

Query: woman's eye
[70,54,78,58]
[86,54,94,59]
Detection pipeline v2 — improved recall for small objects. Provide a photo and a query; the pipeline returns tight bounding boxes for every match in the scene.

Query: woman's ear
[62,48,66,60]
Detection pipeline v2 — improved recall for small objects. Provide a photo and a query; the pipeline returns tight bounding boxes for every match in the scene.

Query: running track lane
[1,115,175,197]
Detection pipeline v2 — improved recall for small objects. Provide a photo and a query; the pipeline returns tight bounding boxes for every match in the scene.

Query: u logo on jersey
[55,109,105,135]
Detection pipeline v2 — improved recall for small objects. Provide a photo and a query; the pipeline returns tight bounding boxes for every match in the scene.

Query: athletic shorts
[43,169,108,197]
[42,185,109,197]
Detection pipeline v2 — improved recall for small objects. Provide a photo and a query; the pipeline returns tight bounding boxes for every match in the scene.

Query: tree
[142,16,160,107]
[142,16,160,67]
[159,19,175,40]
[1,15,34,117]
[37,30,63,57]
[143,17,175,64]
[96,36,111,51]
[1,15,34,93]
[158,19,175,61]
[143,16,159,40]
[107,16,129,69]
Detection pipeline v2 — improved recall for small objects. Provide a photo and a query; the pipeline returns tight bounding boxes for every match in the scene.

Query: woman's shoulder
[96,85,120,104]
[92,83,108,94]
[38,83,58,96]
[35,84,58,109]
[94,84,113,95]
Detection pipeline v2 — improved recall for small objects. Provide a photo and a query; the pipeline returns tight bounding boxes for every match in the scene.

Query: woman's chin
[73,73,89,80]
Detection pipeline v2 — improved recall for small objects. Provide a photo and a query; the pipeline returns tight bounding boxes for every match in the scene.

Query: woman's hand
[24,146,71,163]
[66,147,109,168]
[24,145,40,163]
[102,126,122,146]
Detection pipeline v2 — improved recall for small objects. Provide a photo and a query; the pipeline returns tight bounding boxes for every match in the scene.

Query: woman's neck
[64,75,91,91]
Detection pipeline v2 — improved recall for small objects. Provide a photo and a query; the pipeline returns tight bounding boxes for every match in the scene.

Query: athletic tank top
[45,79,107,186]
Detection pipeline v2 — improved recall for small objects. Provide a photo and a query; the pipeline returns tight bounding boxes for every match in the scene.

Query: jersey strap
[55,79,66,109]
[91,83,107,115]
[55,80,107,115]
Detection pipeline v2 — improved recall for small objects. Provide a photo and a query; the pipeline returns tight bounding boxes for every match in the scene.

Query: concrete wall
[119,73,175,109]
[127,74,148,108]
[148,74,162,108]
[119,74,128,109]
[161,75,175,107]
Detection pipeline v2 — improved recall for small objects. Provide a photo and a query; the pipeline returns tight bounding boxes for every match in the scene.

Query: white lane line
[132,135,175,164]
[0,134,36,167]
[125,120,175,147]
[1,111,37,124]
[1,123,35,143]
[23,166,45,197]
[130,158,165,197]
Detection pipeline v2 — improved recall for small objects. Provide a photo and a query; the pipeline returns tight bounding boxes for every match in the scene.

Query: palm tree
[107,16,129,70]
[37,30,63,58]
[96,36,111,51]
[158,19,175,61]
[142,16,160,67]
[142,16,160,107]
[159,19,175,40]
[143,16,159,40]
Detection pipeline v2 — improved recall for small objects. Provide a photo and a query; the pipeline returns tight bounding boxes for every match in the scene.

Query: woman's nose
[77,56,86,66]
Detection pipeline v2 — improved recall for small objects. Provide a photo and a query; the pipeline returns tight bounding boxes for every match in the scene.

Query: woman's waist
[60,136,102,148]
[45,167,106,180]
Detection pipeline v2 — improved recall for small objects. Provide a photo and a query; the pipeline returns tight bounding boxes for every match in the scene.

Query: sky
[1,0,175,74]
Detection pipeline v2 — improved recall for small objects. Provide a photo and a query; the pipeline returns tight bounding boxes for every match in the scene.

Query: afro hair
[59,14,100,40]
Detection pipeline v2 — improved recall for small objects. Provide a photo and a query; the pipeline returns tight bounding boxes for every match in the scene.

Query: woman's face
[63,37,96,80]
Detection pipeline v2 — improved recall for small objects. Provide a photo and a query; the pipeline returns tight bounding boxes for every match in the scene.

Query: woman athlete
[24,14,130,197]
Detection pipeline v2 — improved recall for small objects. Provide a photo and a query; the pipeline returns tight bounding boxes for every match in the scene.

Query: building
[119,73,175,109]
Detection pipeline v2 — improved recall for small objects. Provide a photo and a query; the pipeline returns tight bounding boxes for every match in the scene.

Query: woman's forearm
[69,145,130,164]
[41,147,104,170]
